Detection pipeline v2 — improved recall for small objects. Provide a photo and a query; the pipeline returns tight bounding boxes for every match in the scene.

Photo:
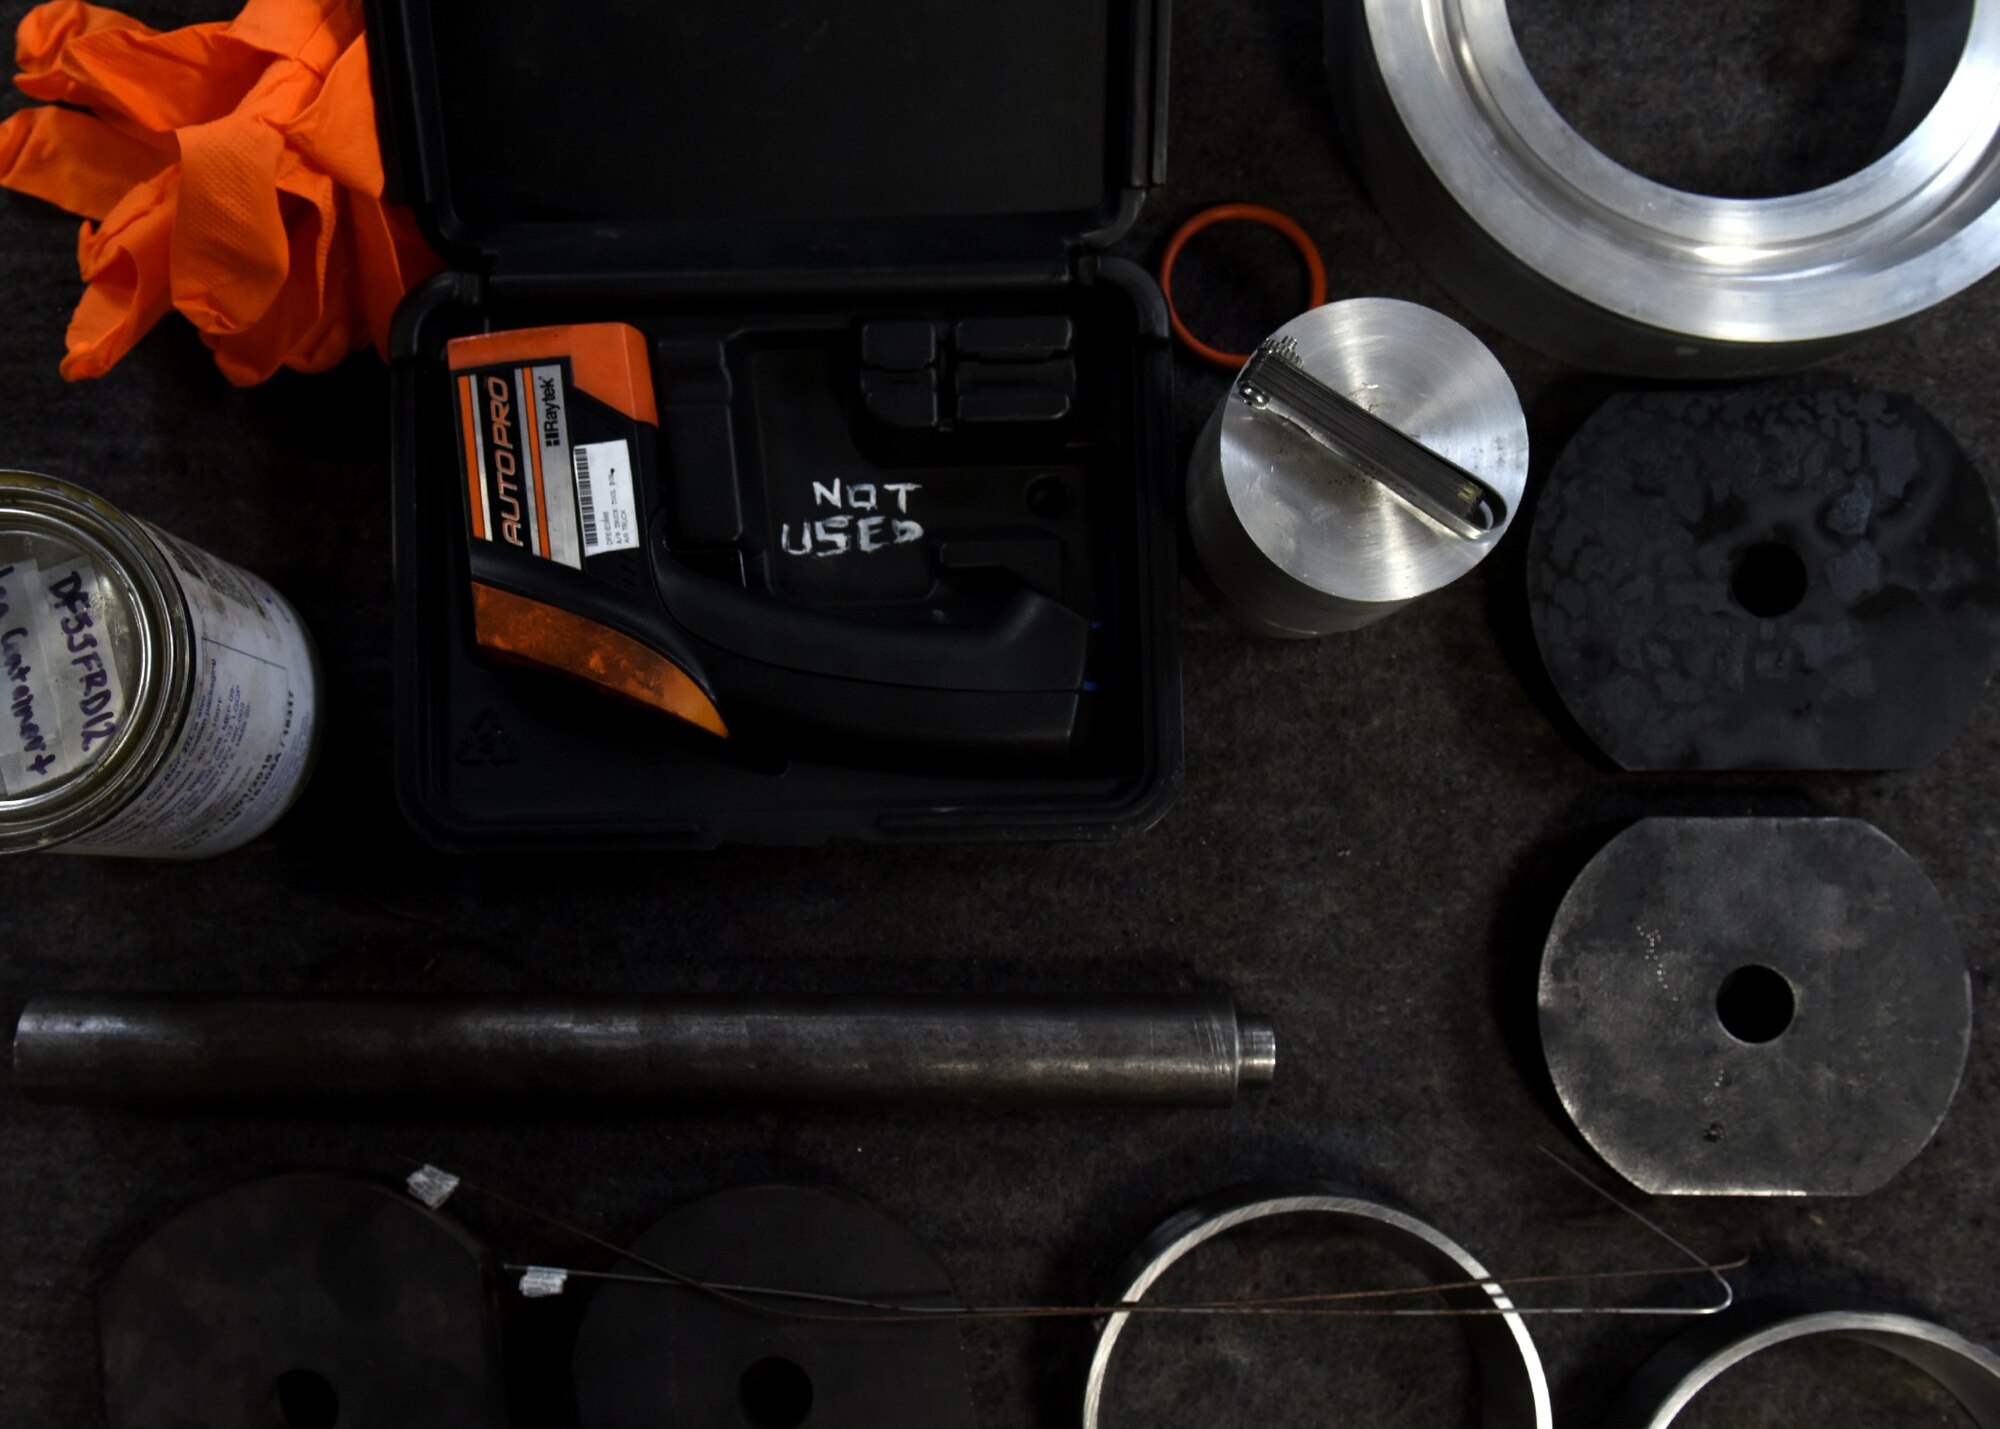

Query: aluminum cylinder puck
[1186,299,1527,636]
[1329,0,2000,374]
[1539,817,1971,1197]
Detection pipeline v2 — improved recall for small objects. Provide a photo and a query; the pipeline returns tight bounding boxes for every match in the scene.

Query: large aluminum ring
[1082,1185,1553,1429]
[1329,0,2000,375]
[1605,1299,2000,1427]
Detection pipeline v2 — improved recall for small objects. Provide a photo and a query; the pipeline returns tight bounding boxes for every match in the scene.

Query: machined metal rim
[1334,0,2000,373]
[1605,1300,2000,1428]
[1082,1185,1553,1429]
[0,471,190,850]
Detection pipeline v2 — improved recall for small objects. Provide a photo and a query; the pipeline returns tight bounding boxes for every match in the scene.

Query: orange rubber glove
[0,0,443,386]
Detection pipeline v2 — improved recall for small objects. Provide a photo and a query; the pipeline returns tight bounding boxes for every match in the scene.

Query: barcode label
[575,445,599,547]
[572,440,639,555]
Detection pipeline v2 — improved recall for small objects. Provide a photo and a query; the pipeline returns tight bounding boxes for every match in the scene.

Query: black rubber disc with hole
[1526,384,2000,770]
[1538,817,1971,1197]
[572,1186,976,1429]
[99,1174,508,1429]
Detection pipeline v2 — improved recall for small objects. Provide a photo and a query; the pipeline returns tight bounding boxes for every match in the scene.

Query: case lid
[365,0,1168,276]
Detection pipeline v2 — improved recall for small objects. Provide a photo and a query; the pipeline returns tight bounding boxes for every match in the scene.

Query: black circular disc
[1528,385,2000,769]
[573,1186,976,1429]
[100,1174,508,1429]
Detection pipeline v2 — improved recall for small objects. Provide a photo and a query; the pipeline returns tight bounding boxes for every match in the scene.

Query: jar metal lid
[0,472,191,851]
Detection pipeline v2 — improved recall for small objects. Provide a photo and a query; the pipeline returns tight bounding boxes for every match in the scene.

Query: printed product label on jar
[60,524,316,858]
[0,557,129,797]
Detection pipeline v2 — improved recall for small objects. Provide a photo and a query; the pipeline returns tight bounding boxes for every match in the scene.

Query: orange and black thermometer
[448,323,1088,757]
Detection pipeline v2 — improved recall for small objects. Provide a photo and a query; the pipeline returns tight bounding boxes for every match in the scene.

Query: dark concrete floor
[4,1,1998,1425]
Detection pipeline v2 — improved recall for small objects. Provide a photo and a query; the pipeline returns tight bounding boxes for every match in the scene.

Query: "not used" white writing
[780,479,923,558]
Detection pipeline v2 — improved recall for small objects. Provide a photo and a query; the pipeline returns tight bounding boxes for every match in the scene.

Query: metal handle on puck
[1236,337,1507,540]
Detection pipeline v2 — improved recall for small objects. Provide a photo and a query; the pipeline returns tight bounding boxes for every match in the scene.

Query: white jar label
[59,524,318,858]
[0,557,130,797]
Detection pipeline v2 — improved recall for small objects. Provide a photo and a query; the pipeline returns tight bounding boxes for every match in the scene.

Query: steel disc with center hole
[1527,385,2000,770]
[1538,817,1971,1196]
[572,1185,976,1429]
[99,1174,508,1429]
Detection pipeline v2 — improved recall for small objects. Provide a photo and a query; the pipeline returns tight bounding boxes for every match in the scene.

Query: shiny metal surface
[1186,299,1527,636]
[1329,0,2000,375]
[1082,1186,1553,1429]
[1234,338,1507,537]
[11,994,1277,1107]
[1540,818,1972,1196]
[1605,1300,2000,1428]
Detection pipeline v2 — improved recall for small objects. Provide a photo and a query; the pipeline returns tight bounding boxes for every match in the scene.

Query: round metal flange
[1540,817,1972,1197]
[1186,298,1528,636]
[573,1185,976,1429]
[1328,0,2000,375]
[1082,1185,1553,1429]
[99,1174,508,1429]
[1526,385,2000,771]
[1604,1299,2000,1428]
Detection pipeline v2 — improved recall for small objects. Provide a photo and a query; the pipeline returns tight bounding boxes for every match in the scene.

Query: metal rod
[10,995,1277,1108]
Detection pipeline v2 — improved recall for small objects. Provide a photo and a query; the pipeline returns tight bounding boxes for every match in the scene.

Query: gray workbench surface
[3,1,1996,1425]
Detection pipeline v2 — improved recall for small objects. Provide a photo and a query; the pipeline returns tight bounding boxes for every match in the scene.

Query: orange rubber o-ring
[1158,202,1329,370]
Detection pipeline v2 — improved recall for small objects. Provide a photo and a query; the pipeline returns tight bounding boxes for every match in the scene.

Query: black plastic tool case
[368,0,1182,848]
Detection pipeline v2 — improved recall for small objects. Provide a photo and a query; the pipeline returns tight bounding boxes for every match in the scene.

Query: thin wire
[501,1257,1748,1319]
[403,1152,1738,1324]
[1527,1145,1738,1316]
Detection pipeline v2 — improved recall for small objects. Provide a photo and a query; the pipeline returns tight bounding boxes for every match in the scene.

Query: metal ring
[1082,1185,1553,1429]
[1605,1299,2000,1428]
[1158,203,1330,369]
[1329,0,2000,375]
